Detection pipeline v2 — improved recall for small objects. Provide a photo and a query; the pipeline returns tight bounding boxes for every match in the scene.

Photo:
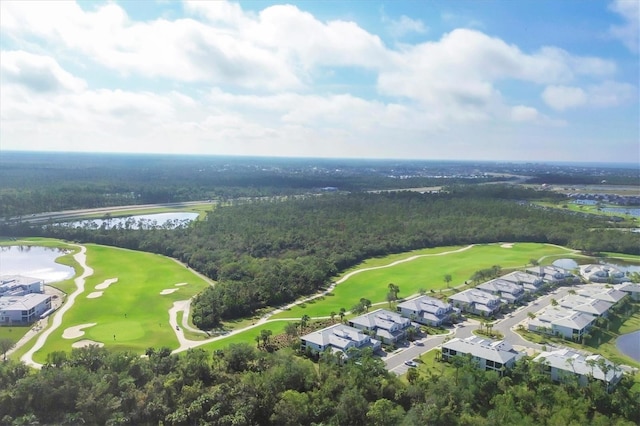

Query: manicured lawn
[0,326,30,343]
[30,244,210,363]
[271,243,576,320]
[198,321,290,352]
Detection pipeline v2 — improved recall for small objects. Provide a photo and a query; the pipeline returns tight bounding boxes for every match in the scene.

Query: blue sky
[0,0,638,163]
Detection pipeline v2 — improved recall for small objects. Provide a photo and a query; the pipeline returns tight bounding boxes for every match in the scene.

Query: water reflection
[616,330,640,362]
[0,246,75,283]
[60,212,199,230]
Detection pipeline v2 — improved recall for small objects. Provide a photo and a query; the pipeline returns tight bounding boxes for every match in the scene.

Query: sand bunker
[95,278,118,290]
[87,291,103,299]
[72,339,104,348]
[160,288,179,295]
[63,323,97,339]
[500,243,514,248]
[175,282,188,287]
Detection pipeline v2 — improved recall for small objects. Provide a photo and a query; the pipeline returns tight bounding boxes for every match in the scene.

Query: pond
[601,207,640,217]
[0,246,75,283]
[60,212,199,230]
[552,258,640,274]
[616,330,640,362]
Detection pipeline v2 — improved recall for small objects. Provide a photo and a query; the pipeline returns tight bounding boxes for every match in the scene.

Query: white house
[396,295,458,327]
[557,294,613,318]
[0,293,52,325]
[523,266,576,285]
[0,275,44,297]
[476,278,525,303]
[448,289,502,316]
[528,306,595,340]
[533,349,623,391]
[616,282,640,301]
[348,309,412,344]
[441,336,524,374]
[300,323,381,357]
[576,285,627,304]
[579,264,626,284]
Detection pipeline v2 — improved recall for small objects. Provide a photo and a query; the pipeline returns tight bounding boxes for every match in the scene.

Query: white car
[404,360,418,367]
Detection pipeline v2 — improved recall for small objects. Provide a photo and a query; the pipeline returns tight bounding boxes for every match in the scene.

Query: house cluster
[301,294,460,357]
[569,193,640,207]
[447,266,576,317]
[528,265,634,340]
[0,275,53,325]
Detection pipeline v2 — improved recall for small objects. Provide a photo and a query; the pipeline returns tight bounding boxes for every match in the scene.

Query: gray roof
[617,282,640,293]
[301,324,379,351]
[397,295,452,314]
[442,336,523,364]
[449,289,500,307]
[533,349,623,383]
[558,294,613,316]
[502,270,545,285]
[349,309,410,331]
[577,285,627,303]
[0,293,50,311]
[524,266,574,282]
[533,306,595,330]
[477,279,524,295]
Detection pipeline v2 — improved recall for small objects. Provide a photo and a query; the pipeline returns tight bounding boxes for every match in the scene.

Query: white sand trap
[500,243,514,248]
[175,282,188,287]
[72,339,104,348]
[63,323,97,339]
[95,278,118,290]
[160,288,179,295]
[87,291,103,299]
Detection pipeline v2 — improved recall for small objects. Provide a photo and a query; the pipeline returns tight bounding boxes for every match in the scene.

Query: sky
[0,0,638,163]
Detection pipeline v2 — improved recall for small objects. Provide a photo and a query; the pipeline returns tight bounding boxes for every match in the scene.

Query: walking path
[20,245,93,369]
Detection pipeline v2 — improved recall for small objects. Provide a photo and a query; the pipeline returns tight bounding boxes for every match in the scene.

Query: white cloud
[542,82,636,111]
[385,15,427,38]
[0,51,87,93]
[511,105,539,122]
[609,0,639,53]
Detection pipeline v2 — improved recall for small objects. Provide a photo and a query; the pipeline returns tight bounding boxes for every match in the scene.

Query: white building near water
[0,293,52,325]
[579,264,626,284]
[0,275,44,297]
[533,349,623,391]
[441,336,524,374]
[528,306,595,339]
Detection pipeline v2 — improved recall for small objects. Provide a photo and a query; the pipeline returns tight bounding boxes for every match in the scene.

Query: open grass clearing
[29,244,210,363]
[271,243,576,320]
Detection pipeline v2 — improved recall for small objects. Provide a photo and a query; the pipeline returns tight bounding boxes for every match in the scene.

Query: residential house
[524,266,576,285]
[533,349,623,391]
[576,285,627,304]
[348,309,412,344]
[300,323,381,357]
[580,264,626,284]
[448,289,501,316]
[616,282,640,301]
[0,293,52,325]
[396,295,458,327]
[441,336,524,374]
[476,278,525,303]
[557,294,613,318]
[528,306,595,339]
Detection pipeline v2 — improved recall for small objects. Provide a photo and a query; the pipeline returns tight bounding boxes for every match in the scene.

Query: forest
[0,343,638,425]
[6,185,638,329]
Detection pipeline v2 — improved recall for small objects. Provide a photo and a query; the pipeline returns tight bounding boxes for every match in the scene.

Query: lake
[616,330,640,362]
[61,212,199,230]
[0,246,75,283]
[601,207,640,217]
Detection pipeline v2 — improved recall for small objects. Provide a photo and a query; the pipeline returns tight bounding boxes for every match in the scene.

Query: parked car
[404,360,418,367]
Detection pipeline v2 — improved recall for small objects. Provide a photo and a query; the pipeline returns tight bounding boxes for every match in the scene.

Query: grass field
[270,243,577,320]
[28,244,211,363]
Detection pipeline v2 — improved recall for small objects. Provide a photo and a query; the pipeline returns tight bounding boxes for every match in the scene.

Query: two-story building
[476,278,525,303]
[448,289,502,317]
[396,295,458,327]
[524,266,576,285]
[0,293,52,325]
[557,294,613,318]
[580,264,626,284]
[533,349,623,392]
[0,275,44,297]
[300,323,381,357]
[616,282,640,301]
[576,284,627,304]
[528,306,595,340]
[441,336,524,375]
[348,309,412,344]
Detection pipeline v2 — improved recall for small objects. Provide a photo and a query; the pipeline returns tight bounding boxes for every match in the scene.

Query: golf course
[5,238,640,362]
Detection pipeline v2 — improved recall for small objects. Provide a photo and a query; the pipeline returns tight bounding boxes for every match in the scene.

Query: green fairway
[30,244,211,363]
[270,243,577,319]
[197,321,290,352]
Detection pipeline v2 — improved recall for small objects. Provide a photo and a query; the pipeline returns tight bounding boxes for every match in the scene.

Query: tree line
[0,343,637,425]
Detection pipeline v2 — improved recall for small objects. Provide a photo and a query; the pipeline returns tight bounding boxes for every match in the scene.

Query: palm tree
[339,308,346,323]
[300,314,310,333]
[330,311,337,323]
[388,283,400,301]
